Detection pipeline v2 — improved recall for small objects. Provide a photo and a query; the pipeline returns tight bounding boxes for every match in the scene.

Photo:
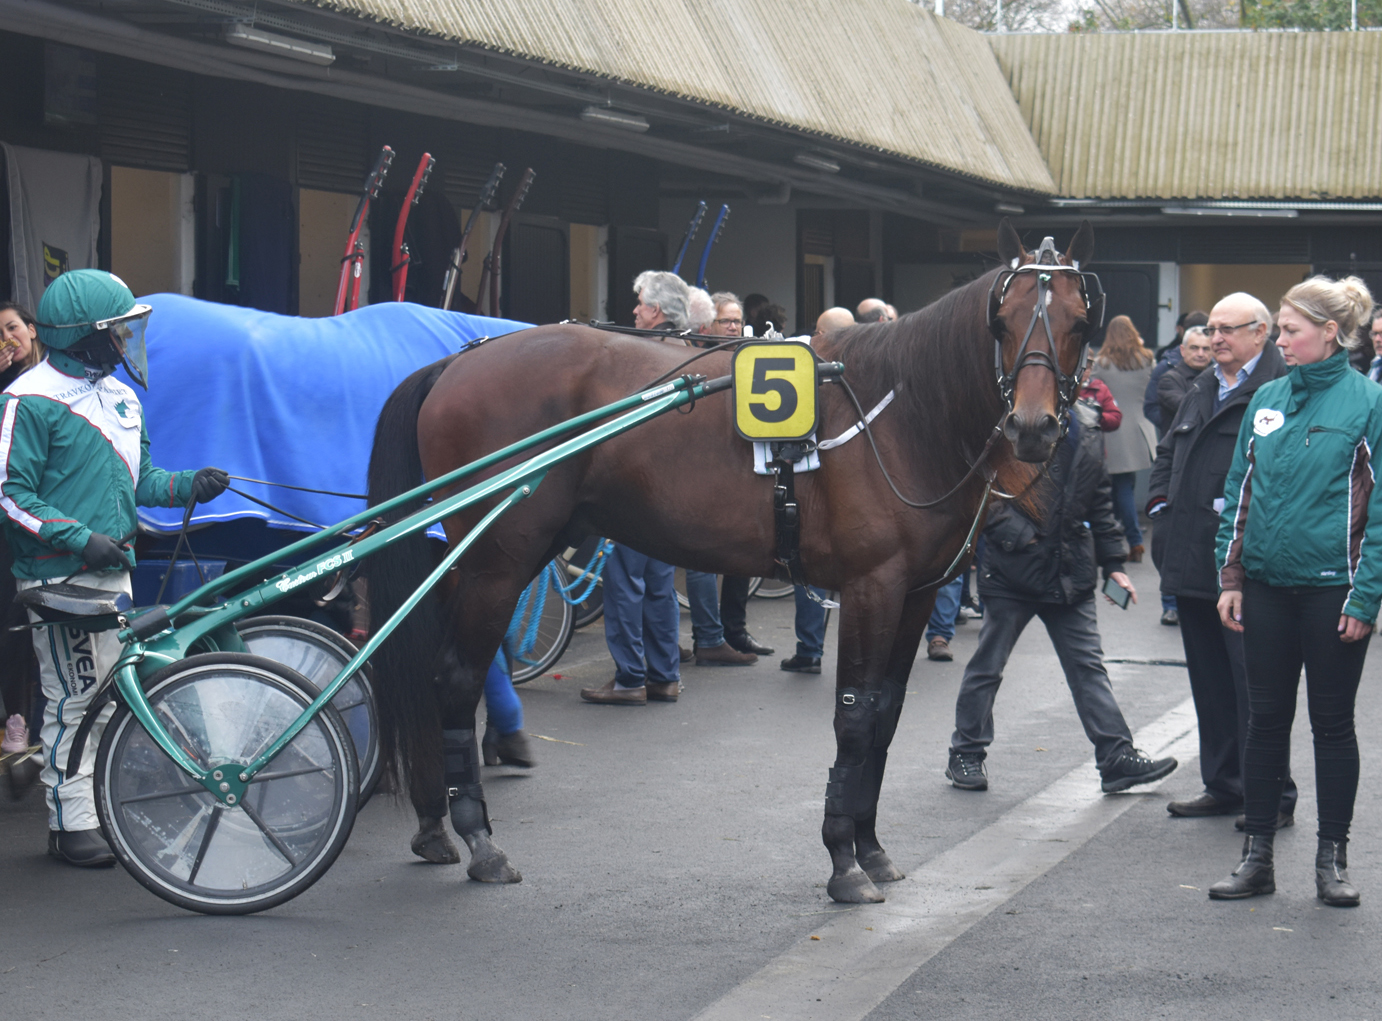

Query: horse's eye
[1070,319,1090,335]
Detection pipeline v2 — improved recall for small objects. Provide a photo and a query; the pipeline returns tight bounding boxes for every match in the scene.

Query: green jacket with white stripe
[1216,348,1382,624]
[0,358,196,580]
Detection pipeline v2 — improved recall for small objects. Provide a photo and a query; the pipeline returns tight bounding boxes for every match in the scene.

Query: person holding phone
[1210,276,1379,906]
[944,398,1177,794]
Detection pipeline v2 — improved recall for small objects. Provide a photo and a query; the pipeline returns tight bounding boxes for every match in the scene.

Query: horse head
[989,219,1101,463]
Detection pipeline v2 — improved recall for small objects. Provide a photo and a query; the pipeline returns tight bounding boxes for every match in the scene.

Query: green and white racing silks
[0,359,196,579]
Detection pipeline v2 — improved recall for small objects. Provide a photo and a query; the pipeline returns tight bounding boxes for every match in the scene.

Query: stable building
[2,0,1380,345]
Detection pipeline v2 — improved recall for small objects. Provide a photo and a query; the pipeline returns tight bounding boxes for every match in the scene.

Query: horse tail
[365,354,460,797]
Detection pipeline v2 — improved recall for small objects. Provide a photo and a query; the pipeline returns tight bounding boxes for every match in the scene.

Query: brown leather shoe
[646,679,681,702]
[679,645,693,663]
[927,637,953,661]
[580,680,647,705]
[1128,544,1145,563]
[694,642,757,667]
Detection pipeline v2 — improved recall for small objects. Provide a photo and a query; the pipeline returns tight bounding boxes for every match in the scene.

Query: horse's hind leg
[410,736,462,864]
[823,579,934,904]
[852,588,935,886]
[437,645,522,883]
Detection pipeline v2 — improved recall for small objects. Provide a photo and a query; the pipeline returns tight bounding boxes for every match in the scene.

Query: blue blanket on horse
[129,294,531,535]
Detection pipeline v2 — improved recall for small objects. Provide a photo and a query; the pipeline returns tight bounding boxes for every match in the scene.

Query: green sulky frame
[109,371,733,809]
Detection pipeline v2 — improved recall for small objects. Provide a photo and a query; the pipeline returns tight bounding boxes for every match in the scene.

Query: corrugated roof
[989,31,1382,200]
[302,0,1057,194]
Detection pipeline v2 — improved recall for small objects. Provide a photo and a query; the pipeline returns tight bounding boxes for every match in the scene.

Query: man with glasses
[1148,292,1295,827]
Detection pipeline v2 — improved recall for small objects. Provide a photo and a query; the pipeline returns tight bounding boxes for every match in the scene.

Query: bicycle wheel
[508,565,575,684]
[95,652,358,915]
[235,616,382,806]
[753,577,796,599]
[560,536,607,629]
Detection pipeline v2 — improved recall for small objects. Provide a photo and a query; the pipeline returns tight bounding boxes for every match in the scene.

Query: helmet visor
[99,305,151,388]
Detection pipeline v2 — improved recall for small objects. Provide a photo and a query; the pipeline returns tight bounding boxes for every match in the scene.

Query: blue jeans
[602,543,680,687]
[685,570,725,648]
[484,651,523,735]
[926,577,963,642]
[1162,592,1177,613]
[793,584,830,657]
[1110,472,1143,547]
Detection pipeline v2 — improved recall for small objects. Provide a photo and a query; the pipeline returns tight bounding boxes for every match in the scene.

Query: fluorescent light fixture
[1161,205,1299,218]
[793,152,841,174]
[994,202,1025,215]
[224,24,334,65]
[580,106,650,132]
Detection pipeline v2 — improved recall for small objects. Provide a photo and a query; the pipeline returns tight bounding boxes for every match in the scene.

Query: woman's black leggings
[1242,579,1369,841]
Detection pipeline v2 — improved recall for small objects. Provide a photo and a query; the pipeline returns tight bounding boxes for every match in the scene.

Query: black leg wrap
[443,729,491,836]
[834,679,908,749]
[825,762,881,819]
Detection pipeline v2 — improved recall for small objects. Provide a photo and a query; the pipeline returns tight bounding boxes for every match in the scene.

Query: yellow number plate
[732,341,818,441]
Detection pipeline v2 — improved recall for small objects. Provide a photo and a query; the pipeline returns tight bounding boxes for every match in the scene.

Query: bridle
[987,236,1106,420]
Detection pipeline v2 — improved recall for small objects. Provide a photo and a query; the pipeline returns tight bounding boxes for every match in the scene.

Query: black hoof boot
[1316,839,1361,907]
[411,815,462,864]
[445,728,522,885]
[1208,835,1275,900]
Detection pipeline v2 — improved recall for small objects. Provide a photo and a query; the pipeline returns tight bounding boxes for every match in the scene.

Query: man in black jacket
[1147,293,1296,825]
[946,402,1178,793]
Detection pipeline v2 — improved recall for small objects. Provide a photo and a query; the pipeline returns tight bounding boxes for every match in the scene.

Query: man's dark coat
[1148,344,1289,599]
[979,403,1128,605]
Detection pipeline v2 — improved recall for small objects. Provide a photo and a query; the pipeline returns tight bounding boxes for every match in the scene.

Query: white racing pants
[20,572,130,832]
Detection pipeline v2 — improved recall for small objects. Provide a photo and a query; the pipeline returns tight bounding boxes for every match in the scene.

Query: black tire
[234,616,382,806]
[508,565,575,684]
[559,536,608,629]
[95,653,358,916]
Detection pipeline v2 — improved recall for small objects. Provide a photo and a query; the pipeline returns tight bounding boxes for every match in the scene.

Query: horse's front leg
[850,586,935,887]
[823,572,930,903]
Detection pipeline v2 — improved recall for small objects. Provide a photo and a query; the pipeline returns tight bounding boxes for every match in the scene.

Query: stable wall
[1178,264,1312,318]
[658,200,797,332]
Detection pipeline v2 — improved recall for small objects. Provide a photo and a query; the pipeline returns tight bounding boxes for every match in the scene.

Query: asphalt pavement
[2,555,1378,1020]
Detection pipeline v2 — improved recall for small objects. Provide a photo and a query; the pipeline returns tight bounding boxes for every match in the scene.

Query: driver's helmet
[37,270,151,388]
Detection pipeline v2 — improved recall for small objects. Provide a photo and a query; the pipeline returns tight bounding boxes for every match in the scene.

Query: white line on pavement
[690,696,1200,1021]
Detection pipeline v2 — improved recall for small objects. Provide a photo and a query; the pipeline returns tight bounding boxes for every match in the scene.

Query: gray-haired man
[1148,291,1296,826]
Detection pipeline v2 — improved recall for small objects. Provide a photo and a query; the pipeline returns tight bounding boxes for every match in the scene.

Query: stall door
[1086,262,1160,347]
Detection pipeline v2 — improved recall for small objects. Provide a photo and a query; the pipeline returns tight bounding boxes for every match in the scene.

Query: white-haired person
[582,271,692,705]
[1211,276,1379,906]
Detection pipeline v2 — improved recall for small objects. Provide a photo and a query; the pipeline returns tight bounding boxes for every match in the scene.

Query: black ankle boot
[1316,839,1361,907]
[1208,834,1275,899]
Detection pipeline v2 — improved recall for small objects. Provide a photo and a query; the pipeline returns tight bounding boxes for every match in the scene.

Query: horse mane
[826,269,1039,508]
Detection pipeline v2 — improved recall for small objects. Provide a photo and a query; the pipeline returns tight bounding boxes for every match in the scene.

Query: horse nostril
[1038,413,1060,442]
[1002,413,1023,443]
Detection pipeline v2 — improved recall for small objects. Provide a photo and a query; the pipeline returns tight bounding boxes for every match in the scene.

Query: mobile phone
[1103,576,1131,609]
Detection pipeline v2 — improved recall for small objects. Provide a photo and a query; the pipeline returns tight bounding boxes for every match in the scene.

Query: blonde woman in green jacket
[1210,276,1378,906]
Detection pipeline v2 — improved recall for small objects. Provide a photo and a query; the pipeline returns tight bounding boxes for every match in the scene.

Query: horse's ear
[996,218,1025,270]
[1066,220,1094,268]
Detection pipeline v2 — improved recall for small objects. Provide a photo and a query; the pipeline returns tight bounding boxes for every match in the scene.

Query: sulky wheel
[235,616,382,806]
[752,577,795,599]
[95,653,358,916]
[508,564,575,684]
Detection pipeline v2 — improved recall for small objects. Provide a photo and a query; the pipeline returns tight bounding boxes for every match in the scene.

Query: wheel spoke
[121,783,207,805]
[187,805,223,884]
[238,798,299,867]
[332,698,366,711]
[252,764,330,784]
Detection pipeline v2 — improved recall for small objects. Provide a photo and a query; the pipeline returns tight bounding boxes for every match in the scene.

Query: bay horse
[365,220,1099,903]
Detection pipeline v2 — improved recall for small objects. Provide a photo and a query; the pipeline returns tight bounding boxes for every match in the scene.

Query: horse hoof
[467,850,523,884]
[827,868,885,904]
[857,849,906,884]
[411,819,462,864]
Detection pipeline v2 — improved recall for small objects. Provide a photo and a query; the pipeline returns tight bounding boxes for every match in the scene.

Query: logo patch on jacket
[1253,409,1285,437]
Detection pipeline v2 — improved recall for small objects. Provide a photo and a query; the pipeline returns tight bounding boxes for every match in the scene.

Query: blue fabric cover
[127,294,531,534]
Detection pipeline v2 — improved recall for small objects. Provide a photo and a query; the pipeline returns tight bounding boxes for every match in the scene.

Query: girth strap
[771,441,836,608]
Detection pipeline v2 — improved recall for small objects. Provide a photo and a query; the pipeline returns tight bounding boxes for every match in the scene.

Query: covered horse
[366,220,1103,902]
